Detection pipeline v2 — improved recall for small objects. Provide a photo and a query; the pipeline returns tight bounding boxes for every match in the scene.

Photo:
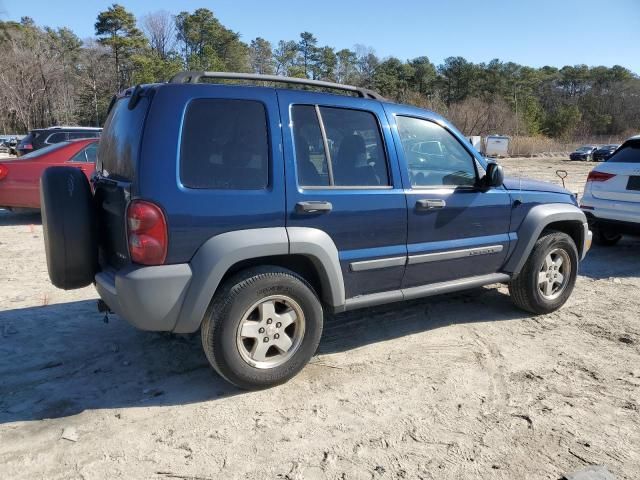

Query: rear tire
[201,266,323,390]
[40,166,97,289]
[509,231,578,315]
[592,226,622,246]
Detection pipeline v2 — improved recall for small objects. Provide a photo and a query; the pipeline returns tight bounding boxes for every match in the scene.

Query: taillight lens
[127,200,167,265]
[0,164,7,180]
[587,171,616,182]
[22,144,33,150]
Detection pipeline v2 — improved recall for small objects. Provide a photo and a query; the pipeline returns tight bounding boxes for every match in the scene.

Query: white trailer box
[485,135,510,157]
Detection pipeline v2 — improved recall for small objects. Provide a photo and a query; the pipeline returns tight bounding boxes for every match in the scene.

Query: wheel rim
[538,248,571,300]
[236,295,306,369]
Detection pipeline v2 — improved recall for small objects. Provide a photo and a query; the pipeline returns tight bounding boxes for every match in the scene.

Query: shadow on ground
[579,236,640,279]
[0,232,636,424]
[0,209,41,226]
[0,286,527,424]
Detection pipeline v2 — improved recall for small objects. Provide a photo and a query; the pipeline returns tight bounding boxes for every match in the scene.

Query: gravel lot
[1,157,639,479]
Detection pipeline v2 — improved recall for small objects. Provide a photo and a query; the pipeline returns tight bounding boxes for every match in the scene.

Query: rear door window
[180,99,269,190]
[291,105,390,188]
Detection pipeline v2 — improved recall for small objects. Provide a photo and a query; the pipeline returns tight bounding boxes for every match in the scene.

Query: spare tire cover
[40,166,97,289]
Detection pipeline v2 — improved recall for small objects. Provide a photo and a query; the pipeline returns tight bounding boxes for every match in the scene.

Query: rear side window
[70,143,98,163]
[180,99,269,190]
[45,132,67,144]
[291,105,389,188]
[607,143,640,163]
[99,96,149,181]
[68,131,100,140]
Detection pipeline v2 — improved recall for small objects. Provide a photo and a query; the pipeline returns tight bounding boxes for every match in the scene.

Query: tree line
[1,4,638,141]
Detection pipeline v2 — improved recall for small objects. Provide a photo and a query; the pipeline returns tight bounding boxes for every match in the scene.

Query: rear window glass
[98,96,149,180]
[607,143,640,163]
[180,99,269,190]
[20,141,71,159]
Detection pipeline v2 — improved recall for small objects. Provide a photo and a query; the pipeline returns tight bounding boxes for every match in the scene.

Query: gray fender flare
[503,203,589,275]
[173,227,345,333]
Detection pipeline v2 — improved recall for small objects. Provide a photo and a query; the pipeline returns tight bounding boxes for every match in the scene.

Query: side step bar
[340,273,511,312]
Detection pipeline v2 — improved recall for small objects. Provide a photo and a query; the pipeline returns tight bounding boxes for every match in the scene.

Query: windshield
[576,146,591,152]
[19,141,71,159]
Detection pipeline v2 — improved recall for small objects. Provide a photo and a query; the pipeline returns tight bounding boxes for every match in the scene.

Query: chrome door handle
[295,201,333,214]
[416,199,446,210]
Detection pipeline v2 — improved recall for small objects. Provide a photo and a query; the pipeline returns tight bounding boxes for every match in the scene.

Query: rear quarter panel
[138,84,286,264]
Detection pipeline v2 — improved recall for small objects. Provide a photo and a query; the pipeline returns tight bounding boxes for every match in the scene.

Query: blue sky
[1,0,639,73]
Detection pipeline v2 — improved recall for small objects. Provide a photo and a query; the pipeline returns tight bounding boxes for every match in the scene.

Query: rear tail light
[586,171,616,182]
[0,164,7,180]
[127,200,167,265]
[22,144,33,150]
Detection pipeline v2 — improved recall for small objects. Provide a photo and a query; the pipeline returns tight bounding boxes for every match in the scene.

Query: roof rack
[169,71,385,101]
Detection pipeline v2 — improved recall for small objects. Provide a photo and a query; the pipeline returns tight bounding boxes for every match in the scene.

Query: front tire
[201,267,323,390]
[509,231,578,314]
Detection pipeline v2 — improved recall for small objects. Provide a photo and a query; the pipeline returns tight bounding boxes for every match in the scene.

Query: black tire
[201,266,323,390]
[592,226,622,246]
[509,231,578,315]
[40,166,97,290]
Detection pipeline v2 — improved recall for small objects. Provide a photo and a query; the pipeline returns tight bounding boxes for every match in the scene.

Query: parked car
[16,126,101,157]
[0,139,97,210]
[40,72,591,390]
[580,136,640,245]
[569,145,598,161]
[592,144,619,162]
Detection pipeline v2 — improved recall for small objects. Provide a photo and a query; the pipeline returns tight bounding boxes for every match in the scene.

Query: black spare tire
[40,166,97,289]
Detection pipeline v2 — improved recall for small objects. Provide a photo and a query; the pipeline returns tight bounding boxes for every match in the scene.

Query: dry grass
[507,135,630,157]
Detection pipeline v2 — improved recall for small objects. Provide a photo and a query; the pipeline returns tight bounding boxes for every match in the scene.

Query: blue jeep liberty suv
[40,72,592,389]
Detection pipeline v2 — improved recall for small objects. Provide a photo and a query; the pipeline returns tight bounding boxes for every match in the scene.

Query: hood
[503,176,571,195]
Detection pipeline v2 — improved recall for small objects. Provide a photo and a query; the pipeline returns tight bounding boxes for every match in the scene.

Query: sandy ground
[1,157,639,480]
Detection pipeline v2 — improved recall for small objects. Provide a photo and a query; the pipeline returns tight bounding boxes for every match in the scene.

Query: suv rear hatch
[590,140,640,203]
[94,90,152,270]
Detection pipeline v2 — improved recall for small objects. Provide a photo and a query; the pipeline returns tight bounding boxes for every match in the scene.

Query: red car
[0,139,97,211]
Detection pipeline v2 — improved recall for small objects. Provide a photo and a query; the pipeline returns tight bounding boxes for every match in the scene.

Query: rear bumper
[580,195,640,225]
[95,263,192,331]
[584,212,640,236]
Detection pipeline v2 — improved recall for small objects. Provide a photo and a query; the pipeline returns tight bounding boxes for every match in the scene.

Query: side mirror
[485,162,504,188]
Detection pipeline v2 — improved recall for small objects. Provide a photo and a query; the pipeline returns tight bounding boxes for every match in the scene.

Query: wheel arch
[173,227,345,333]
[504,203,588,276]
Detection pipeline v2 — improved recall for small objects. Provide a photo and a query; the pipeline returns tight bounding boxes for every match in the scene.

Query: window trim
[395,114,482,190]
[291,103,392,190]
[178,97,272,191]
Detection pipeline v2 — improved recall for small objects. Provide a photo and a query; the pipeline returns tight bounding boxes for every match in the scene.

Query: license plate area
[626,176,640,191]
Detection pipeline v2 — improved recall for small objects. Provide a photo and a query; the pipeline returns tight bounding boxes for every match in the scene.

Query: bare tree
[141,10,175,59]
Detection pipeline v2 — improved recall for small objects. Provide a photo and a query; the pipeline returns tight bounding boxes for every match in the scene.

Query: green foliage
[1,7,638,142]
[175,8,249,72]
[95,4,146,89]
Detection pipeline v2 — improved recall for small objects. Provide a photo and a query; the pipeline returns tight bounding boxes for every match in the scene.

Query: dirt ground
[1,157,639,480]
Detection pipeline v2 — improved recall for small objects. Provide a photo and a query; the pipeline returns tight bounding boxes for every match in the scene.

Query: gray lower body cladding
[95,264,192,331]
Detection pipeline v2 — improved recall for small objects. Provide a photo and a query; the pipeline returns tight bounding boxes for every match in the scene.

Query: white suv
[580,136,640,245]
